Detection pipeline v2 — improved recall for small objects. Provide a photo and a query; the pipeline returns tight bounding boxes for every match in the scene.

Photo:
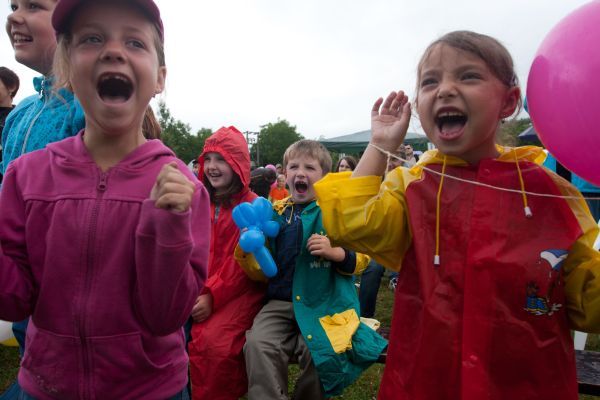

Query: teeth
[100,74,129,83]
[12,33,32,42]
[437,111,464,118]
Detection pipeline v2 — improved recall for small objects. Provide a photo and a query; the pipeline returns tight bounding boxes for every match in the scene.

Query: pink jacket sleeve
[0,165,35,321]
[134,183,210,336]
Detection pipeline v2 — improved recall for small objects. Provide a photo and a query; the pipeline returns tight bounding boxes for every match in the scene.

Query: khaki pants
[244,300,326,400]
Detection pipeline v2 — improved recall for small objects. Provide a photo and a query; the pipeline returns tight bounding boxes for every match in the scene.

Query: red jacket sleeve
[204,255,253,312]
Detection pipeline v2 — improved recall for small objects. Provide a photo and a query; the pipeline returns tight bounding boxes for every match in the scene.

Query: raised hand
[371,90,412,152]
[151,162,196,213]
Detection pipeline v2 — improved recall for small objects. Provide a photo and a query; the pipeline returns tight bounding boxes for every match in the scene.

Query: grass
[1,281,598,399]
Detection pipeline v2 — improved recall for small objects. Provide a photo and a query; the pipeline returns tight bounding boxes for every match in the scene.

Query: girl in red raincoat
[315,31,600,400]
[189,126,266,400]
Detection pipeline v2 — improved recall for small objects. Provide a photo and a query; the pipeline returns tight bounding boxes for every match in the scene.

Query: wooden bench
[576,349,600,396]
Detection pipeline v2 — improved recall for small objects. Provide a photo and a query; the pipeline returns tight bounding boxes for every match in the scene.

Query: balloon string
[368,143,600,201]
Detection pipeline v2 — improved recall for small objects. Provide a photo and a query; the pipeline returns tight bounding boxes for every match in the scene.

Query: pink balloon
[527,0,600,185]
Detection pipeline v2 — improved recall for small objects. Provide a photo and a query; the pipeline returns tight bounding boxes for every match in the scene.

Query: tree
[498,117,532,146]
[252,119,304,166]
[157,101,212,162]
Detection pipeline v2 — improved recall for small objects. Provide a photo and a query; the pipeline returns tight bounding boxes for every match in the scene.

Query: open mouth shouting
[97,73,133,104]
[435,109,467,140]
[294,180,309,195]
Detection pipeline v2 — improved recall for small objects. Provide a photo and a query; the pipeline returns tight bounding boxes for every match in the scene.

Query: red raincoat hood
[198,126,251,191]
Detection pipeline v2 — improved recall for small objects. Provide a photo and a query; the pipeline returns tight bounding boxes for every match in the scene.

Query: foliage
[157,101,212,163]
[251,119,304,167]
[498,117,533,146]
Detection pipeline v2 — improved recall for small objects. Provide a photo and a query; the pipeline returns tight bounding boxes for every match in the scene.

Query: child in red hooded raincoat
[188,126,266,400]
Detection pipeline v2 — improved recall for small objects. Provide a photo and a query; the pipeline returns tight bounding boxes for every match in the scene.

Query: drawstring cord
[434,156,447,266]
[513,148,533,218]
[367,143,600,201]
[366,143,554,268]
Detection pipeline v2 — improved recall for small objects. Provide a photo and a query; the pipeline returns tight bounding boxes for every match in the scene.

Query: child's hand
[371,90,412,152]
[151,162,195,213]
[191,294,213,323]
[307,234,345,262]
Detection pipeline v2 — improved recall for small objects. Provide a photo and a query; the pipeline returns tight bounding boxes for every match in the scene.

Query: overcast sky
[0,0,590,139]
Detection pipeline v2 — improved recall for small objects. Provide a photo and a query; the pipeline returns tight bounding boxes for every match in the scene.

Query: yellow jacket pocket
[319,309,360,354]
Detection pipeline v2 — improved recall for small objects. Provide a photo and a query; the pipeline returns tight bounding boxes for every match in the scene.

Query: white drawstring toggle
[524,206,533,218]
[434,255,440,266]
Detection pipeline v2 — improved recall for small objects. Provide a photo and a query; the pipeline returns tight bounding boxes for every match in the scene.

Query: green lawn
[1,282,598,399]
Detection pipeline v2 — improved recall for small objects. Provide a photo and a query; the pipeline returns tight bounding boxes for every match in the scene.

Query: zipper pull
[97,173,107,192]
[40,77,47,99]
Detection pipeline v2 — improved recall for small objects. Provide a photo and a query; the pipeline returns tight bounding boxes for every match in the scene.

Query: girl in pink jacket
[0,1,210,398]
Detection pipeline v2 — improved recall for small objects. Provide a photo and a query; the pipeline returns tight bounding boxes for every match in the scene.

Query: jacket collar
[416,145,546,168]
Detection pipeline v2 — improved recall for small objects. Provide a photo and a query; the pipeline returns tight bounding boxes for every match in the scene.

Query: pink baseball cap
[52,0,164,42]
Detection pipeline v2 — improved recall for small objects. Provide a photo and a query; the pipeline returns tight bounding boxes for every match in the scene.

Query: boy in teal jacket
[236,140,387,399]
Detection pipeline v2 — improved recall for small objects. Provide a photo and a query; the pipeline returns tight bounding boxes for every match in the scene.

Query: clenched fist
[151,162,196,213]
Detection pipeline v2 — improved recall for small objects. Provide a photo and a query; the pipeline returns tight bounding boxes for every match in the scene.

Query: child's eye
[28,2,41,10]
[127,39,146,49]
[420,78,437,87]
[81,35,102,44]
[461,72,481,81]
[10,3,17,11]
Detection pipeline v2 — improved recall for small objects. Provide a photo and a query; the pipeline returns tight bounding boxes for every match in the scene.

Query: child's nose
[7,9,24,25]
[101,41,126,63]
[437,80,457,99]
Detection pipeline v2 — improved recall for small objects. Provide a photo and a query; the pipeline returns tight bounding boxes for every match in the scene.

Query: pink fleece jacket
[0,132,210,400]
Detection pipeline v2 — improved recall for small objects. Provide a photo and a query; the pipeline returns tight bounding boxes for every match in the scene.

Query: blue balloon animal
[232,197,280,278]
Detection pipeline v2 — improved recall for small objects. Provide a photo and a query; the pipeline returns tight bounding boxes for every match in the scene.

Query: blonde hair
[283,140,332,174]
[415,30,522,116]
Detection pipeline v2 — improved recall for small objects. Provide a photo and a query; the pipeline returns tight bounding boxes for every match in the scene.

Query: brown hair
[0,66,20,98]
[415,30,522,116]
[283,140,332,175]
[335,155,358,172]
[203,172,244,207]
[142,106,161,139]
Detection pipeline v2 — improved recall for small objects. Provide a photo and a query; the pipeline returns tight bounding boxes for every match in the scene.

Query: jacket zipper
[19,82,48,156]
[78,172,108,400]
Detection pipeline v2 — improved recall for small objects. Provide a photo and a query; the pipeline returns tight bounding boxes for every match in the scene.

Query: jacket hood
[47,131,175,170]
[199,126,251,190]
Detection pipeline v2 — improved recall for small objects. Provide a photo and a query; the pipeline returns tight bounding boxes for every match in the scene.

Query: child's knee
[244,328,261,352]
[244,327,277,357]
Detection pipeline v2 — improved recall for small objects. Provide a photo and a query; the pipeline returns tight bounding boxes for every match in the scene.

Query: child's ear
[154,66,167,95]
[8,85,18,98]
[500,86,520,119]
